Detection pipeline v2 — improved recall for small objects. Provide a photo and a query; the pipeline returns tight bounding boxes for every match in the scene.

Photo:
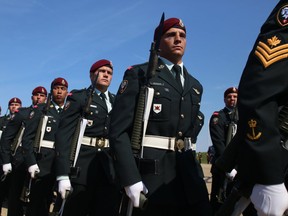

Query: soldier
[209,87,238,214]
[216,0,288,215]
[54,59,121,216]
[0,97,22,215]
[109,17,212,216]
[21,78,68,216]
[0,86,47,216]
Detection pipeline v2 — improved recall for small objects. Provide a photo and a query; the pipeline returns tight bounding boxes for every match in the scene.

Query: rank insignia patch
[153,104,162,114]
[119,80,128,94]
[277,5,288,26]
[246,119,262,141]
[255,36,288,68]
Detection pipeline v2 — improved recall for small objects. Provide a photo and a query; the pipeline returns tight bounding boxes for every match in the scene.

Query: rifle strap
[37,116,49,153]
[72,118,88,167]
[140,87,154,158]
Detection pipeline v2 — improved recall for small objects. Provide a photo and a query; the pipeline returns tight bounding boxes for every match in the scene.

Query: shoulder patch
[277,5,288,26]
[64,101,71,111]
[119,80,128,94]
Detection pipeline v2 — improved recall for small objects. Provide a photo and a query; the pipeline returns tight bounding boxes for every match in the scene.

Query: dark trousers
[7,162,26,216]
[62,158,121,216]
[25,174,55,216]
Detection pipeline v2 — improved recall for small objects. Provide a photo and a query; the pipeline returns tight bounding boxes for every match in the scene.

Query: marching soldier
[54,59,121,216]
[109,17,212,216]
[21,78,68,216]
[0,86,47,216]
[209,87,238,214]
[217,0,288,215]
[0,97,22,215]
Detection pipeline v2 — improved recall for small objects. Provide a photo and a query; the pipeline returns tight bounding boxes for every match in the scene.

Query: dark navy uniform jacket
[21,103,60,177]
[54,86,115,185]
[110,59,210,207]
[209,107,237,172]
[0,107,33,167]
[218,0,288,185]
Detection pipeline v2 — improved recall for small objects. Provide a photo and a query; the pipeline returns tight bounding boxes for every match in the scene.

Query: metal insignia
[175,139,184,151]
[158,64,165,69]
[193,88,200,94]
[153,104,162,114]
[29,111,35,119]
[246,119,262,141]
[87,120,93,127]
[119,80,128,94]
[46,127,51,132]
[277,5,288,26]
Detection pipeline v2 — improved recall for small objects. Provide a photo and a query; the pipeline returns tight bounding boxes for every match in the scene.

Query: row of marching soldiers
[0,59,123,216]
[0,16,214,216]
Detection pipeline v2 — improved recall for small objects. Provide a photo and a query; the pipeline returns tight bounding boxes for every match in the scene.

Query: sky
[0,0,278,152]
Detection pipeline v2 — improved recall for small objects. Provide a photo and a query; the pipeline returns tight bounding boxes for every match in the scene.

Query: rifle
[10,123,25,156]
[119,13,165,216]
[33,92,52,154]
[68,74,98,178]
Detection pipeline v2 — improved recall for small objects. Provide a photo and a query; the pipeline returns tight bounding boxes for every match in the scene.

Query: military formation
[1,1,288,216]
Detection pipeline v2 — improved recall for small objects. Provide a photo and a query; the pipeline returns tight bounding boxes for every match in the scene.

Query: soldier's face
[90,66,113,91]
[159,28,186,64]
[225,93,237,108]
[9,103,21,114]
[52,85,68,106]
[31,93,47,105]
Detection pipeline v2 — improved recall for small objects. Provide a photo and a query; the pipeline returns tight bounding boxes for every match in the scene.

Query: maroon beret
[154,17,186,41]
[89,59,113,73]
[32,86,47,96]
[52,77,68,88]
[8,97,22,105]
[224,87,238,98]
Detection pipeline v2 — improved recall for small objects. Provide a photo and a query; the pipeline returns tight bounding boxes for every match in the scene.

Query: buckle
[175,139,184,151]
[97,138,105,148]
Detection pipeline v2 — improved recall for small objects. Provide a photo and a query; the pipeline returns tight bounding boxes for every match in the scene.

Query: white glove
[124,181,148,207]
[28,164,40,178]
[58,179,72,199]
[226,168,237,181]
[2,163,12,175]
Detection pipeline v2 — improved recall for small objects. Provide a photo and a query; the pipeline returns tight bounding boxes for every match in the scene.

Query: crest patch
[119,80,128,94]
[153,104,162,114]
[277,5,288,26]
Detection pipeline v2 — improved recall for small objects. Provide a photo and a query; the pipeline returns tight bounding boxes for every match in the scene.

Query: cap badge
[179,19,184,27]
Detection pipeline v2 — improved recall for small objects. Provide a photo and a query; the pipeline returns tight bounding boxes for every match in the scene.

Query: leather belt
[40,140,55,149]
[143,135,196,151]
[81,136,109,148]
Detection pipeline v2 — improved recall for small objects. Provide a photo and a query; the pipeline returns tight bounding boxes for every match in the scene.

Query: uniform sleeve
[0,112,24,164]
[209,111,226,159]
[109,67,142,187]
[21,109,42,167]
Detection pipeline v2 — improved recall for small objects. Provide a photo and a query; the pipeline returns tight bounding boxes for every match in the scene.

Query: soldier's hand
[124,181,148,207]
[58,179,71,199]
[226,168,237,181]
[28,164,40,178]
[2,163,12,175]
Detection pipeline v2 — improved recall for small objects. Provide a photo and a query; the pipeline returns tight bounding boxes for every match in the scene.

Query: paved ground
[202,163,212,194]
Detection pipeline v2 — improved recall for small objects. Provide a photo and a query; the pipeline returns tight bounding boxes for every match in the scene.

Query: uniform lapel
[156,60,183,94]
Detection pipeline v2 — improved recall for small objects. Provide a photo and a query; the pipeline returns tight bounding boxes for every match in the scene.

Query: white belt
[143,135,196,151]
[40,140,55,149]
[81,136,109,148]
